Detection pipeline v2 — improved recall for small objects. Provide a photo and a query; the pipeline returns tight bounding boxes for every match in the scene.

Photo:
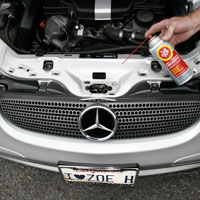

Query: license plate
[59,164,139,185]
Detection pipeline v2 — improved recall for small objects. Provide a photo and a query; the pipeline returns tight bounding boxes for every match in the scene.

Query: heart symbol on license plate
[74,174,85,180]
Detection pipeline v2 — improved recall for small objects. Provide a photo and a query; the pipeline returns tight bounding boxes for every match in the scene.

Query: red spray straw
[122,34,153,64]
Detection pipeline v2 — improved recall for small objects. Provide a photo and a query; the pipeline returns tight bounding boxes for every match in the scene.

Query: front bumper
[3,156,200,176]
[1,107,200,176]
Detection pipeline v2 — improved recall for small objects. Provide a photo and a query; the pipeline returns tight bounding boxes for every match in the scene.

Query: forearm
[188,7,200,34]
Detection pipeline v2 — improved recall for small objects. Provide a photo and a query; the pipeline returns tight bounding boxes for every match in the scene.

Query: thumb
[162,25,175,41]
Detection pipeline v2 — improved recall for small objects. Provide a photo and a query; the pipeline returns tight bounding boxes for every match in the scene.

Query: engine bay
[0,0,199,55]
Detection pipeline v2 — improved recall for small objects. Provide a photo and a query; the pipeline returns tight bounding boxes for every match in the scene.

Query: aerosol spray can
[148,36,193,85]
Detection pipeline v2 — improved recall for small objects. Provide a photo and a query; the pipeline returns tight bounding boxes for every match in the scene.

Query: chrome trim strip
[173,153,200,165]
[0,147,25,158]
[139,163,200,176]
[95,0,111,20]
[80,97,116,102]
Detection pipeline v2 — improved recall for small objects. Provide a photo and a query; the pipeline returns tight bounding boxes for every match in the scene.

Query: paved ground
[0,158,200,200]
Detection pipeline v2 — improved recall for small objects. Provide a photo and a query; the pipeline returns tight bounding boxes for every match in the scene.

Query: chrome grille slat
[117,113,199,124]
[3,111,79,123]
[117,120,195,130]
[1,105,82,116]
[115,108,200,116]
[7,116,79,129]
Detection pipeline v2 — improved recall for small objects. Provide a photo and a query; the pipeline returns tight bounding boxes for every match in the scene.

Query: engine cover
[72,0,134,20]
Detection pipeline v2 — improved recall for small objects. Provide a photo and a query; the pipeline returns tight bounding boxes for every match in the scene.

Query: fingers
[145,20,167,37]
[162,25,175,41]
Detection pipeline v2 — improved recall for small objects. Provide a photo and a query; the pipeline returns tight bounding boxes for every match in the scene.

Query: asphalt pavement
[0,158,200,200]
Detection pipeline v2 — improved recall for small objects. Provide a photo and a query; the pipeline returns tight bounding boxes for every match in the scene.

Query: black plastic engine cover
[44,0,134,20]
[72,0,94,19]
[73,0,134,20]
[43,0,72,15]
[111,0,135,19]
[43,0,167,20]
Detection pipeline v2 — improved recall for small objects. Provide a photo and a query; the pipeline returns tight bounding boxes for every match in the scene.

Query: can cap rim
[148,35,158,43]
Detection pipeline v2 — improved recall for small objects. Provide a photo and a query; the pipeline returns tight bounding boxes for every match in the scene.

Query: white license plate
[59,165,138,185]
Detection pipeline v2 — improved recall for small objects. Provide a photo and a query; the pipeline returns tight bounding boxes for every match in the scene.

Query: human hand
[145,14,200,47]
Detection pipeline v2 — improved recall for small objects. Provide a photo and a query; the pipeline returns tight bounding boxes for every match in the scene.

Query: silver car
[0,0,200,185]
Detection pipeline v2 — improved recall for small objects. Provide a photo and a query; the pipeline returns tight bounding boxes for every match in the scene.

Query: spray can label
[157,45,188,78]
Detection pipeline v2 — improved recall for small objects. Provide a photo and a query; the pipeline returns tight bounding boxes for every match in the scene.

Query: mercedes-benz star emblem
[79,106,117,141]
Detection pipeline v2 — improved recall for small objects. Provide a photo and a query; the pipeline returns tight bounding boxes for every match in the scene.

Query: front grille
[1,97,200,139]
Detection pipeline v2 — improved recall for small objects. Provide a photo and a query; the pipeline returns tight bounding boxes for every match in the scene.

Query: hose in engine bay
[5,17,31,54]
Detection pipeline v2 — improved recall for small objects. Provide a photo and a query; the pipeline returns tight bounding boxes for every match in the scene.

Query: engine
[0,0,198,55]
[41,0,168,53]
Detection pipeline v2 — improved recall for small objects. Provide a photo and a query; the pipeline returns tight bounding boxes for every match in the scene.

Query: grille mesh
[1,99,200,139]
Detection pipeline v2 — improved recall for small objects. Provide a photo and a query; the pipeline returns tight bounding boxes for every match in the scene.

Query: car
[0,0,200,185]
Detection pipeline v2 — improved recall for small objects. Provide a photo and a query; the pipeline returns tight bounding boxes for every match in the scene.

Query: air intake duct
[15,0,44,50]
